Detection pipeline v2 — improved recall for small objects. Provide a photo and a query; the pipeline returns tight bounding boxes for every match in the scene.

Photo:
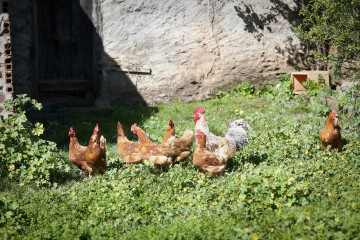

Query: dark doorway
[31,0,97,106]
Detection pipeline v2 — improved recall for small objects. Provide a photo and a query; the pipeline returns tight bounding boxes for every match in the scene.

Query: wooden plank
[292,71,331,94]
[39,80,92,91]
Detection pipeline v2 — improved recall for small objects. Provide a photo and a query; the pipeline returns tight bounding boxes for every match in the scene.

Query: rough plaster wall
[97,0,307,104]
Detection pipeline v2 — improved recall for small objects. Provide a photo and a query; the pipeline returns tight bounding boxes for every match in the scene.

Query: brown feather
[320,112,343,152]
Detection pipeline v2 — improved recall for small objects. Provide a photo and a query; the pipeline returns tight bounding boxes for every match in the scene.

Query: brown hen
[320,109,343,152]
[117,121,142,164]
[84,124,107,178]
[161,120,175,144]
[68,127,91,176]
[131,123,193,167]
[193,130,228,177]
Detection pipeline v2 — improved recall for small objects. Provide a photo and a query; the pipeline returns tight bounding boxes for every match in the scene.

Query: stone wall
[0,2,13,117]
[7,0,309,106]
[96,0,308,105]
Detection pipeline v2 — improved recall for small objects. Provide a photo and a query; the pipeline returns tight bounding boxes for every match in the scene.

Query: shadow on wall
[234,0,311,70]
[10,0,147,107]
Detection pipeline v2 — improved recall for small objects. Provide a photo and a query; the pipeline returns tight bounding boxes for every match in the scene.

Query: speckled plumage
[225,119,252,151]
[194,110,252,158]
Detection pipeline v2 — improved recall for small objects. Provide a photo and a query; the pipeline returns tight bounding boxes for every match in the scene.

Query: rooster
[131,123,193,167]
[84,124,107,179]
[193,107,252,157]
[320,109,343,152]
[193,130,228,177]
[68,127,92,176]
[117,121,143,164]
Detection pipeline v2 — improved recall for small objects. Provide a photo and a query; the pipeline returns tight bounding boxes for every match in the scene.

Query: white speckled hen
[193,107,252,159]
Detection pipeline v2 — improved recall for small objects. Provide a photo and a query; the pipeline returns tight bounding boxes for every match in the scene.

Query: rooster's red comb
[194,107,205,115]
[168,120,174,127]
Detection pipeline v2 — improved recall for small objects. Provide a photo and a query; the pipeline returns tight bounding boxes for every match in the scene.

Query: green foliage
[216,76,294,101]
[301,78,325,97]
[295,0,360,59]
[216,81,256,99]
[0,91,359,239]
[338,83,360,117]
[295,0,360,78]
[0,94,68,186]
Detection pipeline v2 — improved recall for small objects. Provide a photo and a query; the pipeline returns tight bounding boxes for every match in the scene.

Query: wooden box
[291,71,330,94]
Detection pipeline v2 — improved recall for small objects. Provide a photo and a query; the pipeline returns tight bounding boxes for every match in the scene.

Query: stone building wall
[0,2,13,117]
[5,0,310,107]
[96,0,308,105]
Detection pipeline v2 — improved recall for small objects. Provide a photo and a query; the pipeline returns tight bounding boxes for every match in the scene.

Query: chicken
[193,107,252,157]
[84,124,107,178]
[131,123,194,167]
[320,109,343,152]
[161,119,194,162]
[161,120,175,144]
[117,121,142,164]
[193,130,228,177]
[226,119,253,151]
[68,127,91,176]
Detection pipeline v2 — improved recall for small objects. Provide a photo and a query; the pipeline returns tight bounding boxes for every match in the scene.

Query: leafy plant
[301,78,324,97]
[295,0,360,76]
[0,94,68,186]
[0,91,359,239]
[338,83,360,117]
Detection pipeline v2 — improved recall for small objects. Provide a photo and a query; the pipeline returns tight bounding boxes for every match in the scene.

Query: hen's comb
[168,120,174,127]
[194,107,205,115]
[94,123,99,132]
[195,129,202,139]
[330,109,338,118]
[131,123,137,133]
[69,127,75,137]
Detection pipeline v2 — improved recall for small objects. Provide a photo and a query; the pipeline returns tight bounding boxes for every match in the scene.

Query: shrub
[0,94,68,186]
[216,76,294,100]
[338,83,360,117]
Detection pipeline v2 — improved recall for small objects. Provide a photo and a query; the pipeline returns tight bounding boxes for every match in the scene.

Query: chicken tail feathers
[182,129,194,143]
[242,120,252,139]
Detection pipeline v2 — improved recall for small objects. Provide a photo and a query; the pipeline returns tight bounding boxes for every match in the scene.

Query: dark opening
[7,87,13,92]
[5,58,11,64]
[6,78,11,84]
[33,0,95,106]
[2,1,8,13]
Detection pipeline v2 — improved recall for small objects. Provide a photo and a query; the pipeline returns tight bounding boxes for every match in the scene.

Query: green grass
[1,95,360,239]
